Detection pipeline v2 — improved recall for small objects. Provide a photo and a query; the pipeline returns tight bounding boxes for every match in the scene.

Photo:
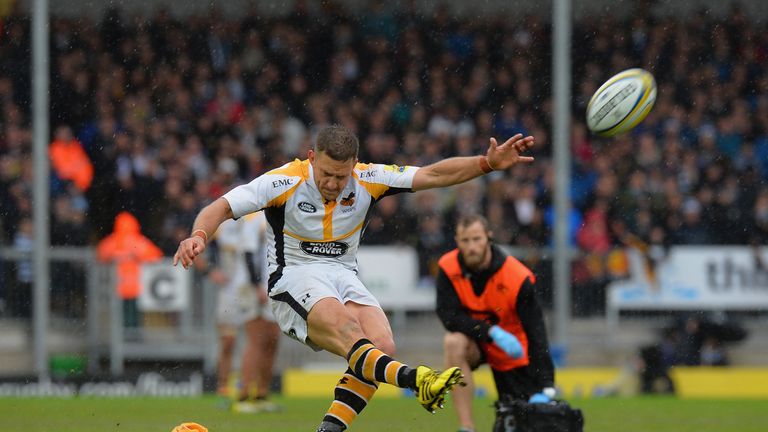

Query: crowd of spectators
[2,1,768,317]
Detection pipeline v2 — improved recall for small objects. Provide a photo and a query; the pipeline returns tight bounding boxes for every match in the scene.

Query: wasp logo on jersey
[297,202,317,213]
[299,241,349,257]
[340,192,356,206]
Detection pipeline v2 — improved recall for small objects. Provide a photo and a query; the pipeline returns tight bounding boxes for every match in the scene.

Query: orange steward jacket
[436,246,554,384]
[49,137,94,192]
[97,212,163,299]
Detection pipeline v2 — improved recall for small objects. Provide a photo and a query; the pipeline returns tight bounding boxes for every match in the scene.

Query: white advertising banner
[608,246,768,310]
[138,259,191,312]
[356,246,434,310]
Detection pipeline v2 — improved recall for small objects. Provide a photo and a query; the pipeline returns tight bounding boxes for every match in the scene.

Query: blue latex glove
[488,325,523,358]
[528,393,551,404]
[529,387,556,404]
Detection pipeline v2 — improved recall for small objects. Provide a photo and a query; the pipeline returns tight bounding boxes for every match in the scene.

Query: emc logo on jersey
[272,178,294,188]
[298,202,317,213]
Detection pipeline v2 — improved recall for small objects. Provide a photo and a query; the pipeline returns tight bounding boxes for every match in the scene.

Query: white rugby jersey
[213,211,267,292]
[222,159,417,278]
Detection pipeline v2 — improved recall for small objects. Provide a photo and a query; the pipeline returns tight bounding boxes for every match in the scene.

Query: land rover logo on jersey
[297,202,317,213]
[300,241,349,257]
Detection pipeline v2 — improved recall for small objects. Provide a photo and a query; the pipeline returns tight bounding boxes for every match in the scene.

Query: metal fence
[0,247,217,377]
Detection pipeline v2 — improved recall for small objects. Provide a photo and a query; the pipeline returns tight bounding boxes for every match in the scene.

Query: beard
[464,246,490,270]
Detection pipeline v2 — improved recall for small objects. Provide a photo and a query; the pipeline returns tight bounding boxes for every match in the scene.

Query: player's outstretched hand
[486,134,535,171]
[173,236,206,269]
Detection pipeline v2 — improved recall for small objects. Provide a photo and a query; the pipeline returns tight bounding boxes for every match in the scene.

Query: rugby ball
[586,68,657,136]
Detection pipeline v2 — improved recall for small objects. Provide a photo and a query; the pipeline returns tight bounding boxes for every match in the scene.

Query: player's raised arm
[173,197,234,269]
[412,133,535,191]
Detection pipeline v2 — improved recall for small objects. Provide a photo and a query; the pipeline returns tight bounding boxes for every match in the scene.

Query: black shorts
[491,365,541,401]
[468,341,541,401]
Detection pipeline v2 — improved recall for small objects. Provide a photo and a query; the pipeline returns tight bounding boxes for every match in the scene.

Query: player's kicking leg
[309,299,465,431]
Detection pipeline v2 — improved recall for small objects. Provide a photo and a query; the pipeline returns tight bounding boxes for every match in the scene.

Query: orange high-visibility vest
[97,212,163,299]
[49,138,94,192]
[438,249,536,371]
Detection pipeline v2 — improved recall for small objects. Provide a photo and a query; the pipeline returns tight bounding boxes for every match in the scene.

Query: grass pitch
[0,396,765,431]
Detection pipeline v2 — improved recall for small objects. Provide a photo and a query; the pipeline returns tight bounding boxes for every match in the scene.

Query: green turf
[0,396,765,431]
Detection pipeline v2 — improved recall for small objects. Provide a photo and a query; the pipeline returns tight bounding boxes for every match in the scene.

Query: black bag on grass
[493,397,584,432]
